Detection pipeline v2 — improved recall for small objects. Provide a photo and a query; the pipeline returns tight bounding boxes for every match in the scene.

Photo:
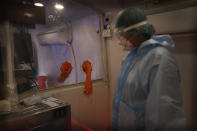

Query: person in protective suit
[111,7,187,131]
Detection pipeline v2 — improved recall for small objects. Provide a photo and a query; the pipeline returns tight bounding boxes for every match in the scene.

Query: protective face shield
[115,33,133,51]
[114,21,148,51]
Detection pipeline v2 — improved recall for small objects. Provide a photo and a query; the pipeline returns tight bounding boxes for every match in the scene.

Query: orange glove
[57,61,72,83]
[82,61,93,95]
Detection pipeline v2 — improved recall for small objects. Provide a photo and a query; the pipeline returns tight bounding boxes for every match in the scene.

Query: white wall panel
[31,25,76,88]
[147,6,197,32]
[72,15,103,83]
[30,14,103,88]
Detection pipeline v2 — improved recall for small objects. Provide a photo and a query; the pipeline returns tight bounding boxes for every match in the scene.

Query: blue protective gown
[111,35,187,131]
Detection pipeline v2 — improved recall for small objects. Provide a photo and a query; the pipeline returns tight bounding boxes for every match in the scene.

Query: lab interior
[0,0,197,130]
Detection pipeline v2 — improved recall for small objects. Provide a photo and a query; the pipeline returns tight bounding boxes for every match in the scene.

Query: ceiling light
[34,2,44,7]
[24,12,33,18]
[55,3,64,10]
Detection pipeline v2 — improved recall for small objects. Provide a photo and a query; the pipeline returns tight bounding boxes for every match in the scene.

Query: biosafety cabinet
[0,0,106,102]
[0,0,106,130]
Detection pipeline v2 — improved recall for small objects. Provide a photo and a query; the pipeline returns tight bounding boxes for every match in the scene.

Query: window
[9,0,104,93]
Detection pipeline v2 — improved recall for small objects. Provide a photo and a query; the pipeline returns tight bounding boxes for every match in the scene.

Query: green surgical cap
[114,7,155,38]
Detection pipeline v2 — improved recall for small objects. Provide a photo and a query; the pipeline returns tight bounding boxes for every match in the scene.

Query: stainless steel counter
[0,99,71,131]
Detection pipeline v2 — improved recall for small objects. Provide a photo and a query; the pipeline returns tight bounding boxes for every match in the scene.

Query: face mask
[122,41,133,51]
[117,35,133,51]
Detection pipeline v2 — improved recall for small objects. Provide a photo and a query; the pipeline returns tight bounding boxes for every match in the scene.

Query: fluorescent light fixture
[55,3,64,10]
[24,12,33,18]
[34,2,44,7]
